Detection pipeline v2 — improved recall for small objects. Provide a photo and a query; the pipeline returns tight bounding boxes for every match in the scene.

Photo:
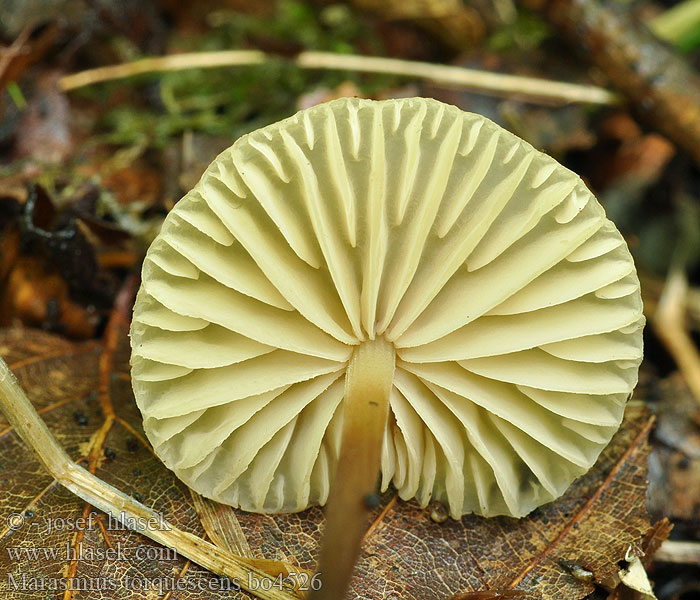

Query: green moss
[486,11,551,52]
[96,1,395,149]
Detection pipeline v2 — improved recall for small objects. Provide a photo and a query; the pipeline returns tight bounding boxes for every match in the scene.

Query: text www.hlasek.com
[6,544,322,592]
[6,541,175,562]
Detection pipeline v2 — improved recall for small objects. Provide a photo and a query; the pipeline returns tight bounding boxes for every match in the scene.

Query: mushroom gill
[130,96,644,521]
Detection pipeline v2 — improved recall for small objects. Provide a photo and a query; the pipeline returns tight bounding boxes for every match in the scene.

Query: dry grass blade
[191,491,314,594]
[58,50,267,91]
[0,358,299,600]
[297,52,620,104]
[190,491,253,558]
[652,269,700,405]
[58,50,619,106]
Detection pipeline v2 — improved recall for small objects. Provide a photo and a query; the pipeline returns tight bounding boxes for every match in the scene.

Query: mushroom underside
[130,97,644,520]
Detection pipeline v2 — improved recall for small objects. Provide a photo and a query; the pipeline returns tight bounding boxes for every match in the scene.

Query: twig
[58,50,267,91]
[298,52,620,104]
[652,269,700,406]
[0,358,300,600]
[655,540,700,565]
[58,50,620,106]
[521,0,700,167]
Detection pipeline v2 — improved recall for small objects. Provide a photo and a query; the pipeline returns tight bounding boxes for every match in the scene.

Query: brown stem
[520,0,700,167]
[310,337,396,600]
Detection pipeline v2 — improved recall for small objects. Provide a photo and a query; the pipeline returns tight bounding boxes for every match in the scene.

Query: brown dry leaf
[0,292,663,599]
[606,518,674,600]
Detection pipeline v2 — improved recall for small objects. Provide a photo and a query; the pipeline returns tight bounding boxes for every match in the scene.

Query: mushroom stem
[311,337,396,600]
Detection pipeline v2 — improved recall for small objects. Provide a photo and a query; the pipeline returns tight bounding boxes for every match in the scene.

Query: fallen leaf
[639,518,674,568]
[0,195,21,284]
[101,163,162,208]
[347,409,657,600]
[0,291,662,599]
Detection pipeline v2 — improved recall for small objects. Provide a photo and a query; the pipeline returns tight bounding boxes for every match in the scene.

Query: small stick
[58,50,267,91]
[0,358,300,600]
[652,269,700,406]
[58,50,620,106]
[655,540,700,565]
[296,52,620,105]
[309,337,396,600]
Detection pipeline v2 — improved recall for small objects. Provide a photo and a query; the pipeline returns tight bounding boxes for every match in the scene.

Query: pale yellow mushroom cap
[130,97,644,519]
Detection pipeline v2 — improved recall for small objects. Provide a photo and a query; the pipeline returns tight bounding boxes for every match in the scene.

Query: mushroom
[130,96,643,596]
